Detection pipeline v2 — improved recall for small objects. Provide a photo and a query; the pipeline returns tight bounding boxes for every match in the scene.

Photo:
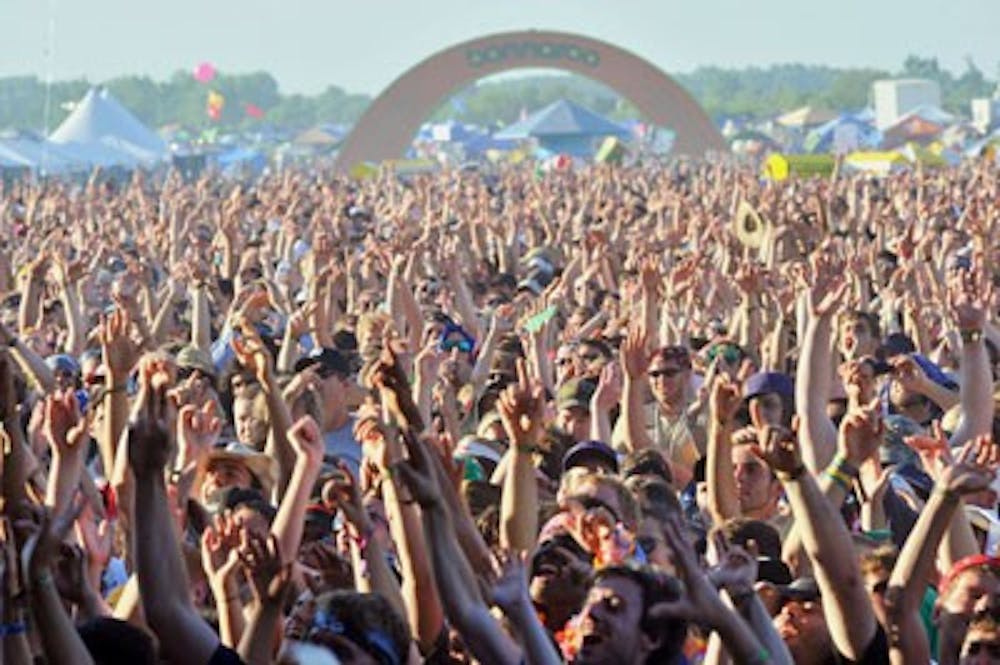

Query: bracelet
[516,444,540,455]
[0,621,27,636]
[824,467,852,492]
[748,647,771,665]
[830,453,859,479]
[863,529,893,542]
[960,328,984,344]
[6,336,18,348]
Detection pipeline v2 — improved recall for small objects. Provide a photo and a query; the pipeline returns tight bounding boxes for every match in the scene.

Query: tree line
[0,55,994,135]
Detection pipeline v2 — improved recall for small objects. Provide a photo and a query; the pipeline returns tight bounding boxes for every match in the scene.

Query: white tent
[0,131,80,173]
[49,87,168,167]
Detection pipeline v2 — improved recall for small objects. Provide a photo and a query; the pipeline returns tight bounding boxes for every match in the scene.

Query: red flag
[207,106,221,121]
[244,103,264,119]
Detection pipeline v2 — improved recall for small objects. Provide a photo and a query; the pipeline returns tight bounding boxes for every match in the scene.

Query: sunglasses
[648,367,682,380]
[555,357,575,367]
[965,642,1000,658]
[567,495,620,523]
[578,352,601,363]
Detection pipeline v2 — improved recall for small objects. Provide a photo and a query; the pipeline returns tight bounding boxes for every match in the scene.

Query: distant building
[871,79,941,131]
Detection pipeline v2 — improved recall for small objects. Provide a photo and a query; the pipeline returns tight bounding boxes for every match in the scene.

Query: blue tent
[494,99,629,157]
[804,113,881,154]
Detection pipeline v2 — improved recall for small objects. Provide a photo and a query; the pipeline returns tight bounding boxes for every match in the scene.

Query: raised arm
[946,267,994,447]
[705,375,743,525]
[392,431,523,665]
[795,254,849,471]
[754,420,879,661]
[270,416,324,565]
[619,327,655,452]
[128,359,220,665]
[498,359,543,552]
[885,436,998,665]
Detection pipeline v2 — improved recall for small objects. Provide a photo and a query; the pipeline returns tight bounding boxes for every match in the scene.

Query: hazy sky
[3,0,997,95]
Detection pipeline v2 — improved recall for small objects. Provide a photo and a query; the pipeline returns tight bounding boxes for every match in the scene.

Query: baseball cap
[45,354,81,376]
[562,440,619,474]
[652,345,692,369]
[556,378,596,411]
[778,576,821,602]
[176,345,215,379]
[294,347,351,378]
[743,372,794,401]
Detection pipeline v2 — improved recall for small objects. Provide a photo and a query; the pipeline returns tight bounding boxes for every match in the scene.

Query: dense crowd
[0,160,999,665]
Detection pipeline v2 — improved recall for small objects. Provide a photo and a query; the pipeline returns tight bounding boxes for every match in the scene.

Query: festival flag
[207,90,225,120]
[244,103,265,119]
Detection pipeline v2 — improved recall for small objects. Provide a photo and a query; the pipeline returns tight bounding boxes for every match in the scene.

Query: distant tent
[803,113,881,154]
[0,131,80,173]
[882,113,945,148]
[293,124,346,148]
[494,99,630,157]
[49,87,168,167]
[776,106,838,128]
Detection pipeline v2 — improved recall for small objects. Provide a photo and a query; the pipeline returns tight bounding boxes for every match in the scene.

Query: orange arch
[333,30,726,171]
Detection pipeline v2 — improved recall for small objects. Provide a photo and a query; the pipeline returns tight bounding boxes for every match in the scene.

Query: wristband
[863,529,893,542]
[960,328,984,344]
[824,467,852,492]
[6,336,18,348]
[830,453,859,479]
[516,444,540,455]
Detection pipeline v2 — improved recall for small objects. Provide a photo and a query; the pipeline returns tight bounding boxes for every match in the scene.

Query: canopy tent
[882,113,945,148]
[293,124,347,148]
[776,106,838,128]
[0,131,82,173]
[803,114,881,154]
[49,87,168,167]
[494,99,630,158]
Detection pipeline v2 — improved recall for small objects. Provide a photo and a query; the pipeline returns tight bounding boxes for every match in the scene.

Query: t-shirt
[323,418,361,477]
[828,625,890,665]
[208,644,247,665]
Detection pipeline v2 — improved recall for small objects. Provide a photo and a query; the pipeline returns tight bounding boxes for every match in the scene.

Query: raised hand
[648,514,727,625]
[946,263,989,332]
[750,425,804,479]
[100,308,139,383]
[238,531,292,606]
[591,360,623,413]
[177,401,222,467]
[14,493,86,583]
[126,355,175,477]
[619,326,650,380]
[708,374,743,425]
[74,503,114,588]
[497,358,545,449]
[286,415,325,469]
[490,550,532,615]
[903,420,951,482]
[321,462,367,531]
[706,531,758,597]
[231,322,274,387]
[200,523,242,597]
[42,389,89,455]
[806,252,849,318]
[390,430,442,508]
[889,355,928,392]
[938,435,1000,496]
[837,398,884,468]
